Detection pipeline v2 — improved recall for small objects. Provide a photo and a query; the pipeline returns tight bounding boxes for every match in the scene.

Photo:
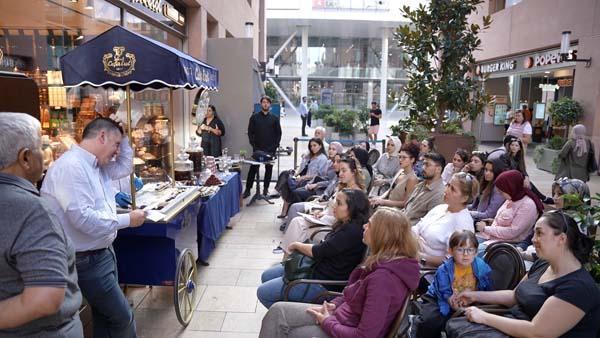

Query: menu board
[494,104,508,126]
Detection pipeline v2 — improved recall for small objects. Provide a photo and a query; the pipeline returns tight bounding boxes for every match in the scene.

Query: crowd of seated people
[260,130,600,338]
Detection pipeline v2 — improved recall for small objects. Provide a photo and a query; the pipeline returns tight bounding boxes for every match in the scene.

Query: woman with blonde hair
[259,207,421,338]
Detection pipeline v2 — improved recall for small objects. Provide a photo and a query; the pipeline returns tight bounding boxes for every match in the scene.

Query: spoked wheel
[174,248,198,326]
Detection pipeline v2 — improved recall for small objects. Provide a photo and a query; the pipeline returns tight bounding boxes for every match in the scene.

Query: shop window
[489,0,505,14]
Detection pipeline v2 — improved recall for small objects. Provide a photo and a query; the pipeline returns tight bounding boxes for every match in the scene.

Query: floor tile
[197,268,241,286]
[196,286,258,312]
[220,312,265,333]
[236,269,264,287]
[186,311,226,331]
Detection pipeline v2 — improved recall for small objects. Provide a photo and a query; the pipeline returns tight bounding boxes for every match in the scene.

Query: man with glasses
[402,152,446,225]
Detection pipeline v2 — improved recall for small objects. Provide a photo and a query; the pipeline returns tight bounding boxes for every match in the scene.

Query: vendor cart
[60,25,219,326]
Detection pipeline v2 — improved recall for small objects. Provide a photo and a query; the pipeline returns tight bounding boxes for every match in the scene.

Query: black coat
[247,111,282,154]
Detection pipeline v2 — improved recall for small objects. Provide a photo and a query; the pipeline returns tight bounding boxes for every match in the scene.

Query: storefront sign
[103,46,137,77]
[128,0,185,26]
[524,49,577,69]
[477,60,516,74]
[538,83,559,92]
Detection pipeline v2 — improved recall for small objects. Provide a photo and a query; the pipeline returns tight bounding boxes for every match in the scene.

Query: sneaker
[272,246,283,254]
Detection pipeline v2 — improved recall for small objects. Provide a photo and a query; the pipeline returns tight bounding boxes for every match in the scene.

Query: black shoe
[263,189,270,196]
[243,190,251,198]
[196,258,209,266]
[279,223,287,232]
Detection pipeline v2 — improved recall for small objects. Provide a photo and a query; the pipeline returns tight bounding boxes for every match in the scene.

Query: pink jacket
[479,195,538,242]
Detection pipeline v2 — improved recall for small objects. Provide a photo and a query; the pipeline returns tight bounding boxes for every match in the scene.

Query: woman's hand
[455,291,478,307]
[465,306,488,325]
[370,198,385,207]
[313,210,324,219]
[523,176,531,189]
[475,221,487,233]
[306,301,332,325]
[287,242,299,252]
[306,183,317,191]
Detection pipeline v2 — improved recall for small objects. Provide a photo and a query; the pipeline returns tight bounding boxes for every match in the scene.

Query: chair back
[368,148,380,166]
[483,242,526,290]
[385,291,412,338]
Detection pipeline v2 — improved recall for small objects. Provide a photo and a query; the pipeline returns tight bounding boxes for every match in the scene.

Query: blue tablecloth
[197,172,242,261]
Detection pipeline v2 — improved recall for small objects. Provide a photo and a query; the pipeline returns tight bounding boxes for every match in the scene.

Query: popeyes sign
[524,49,577,69]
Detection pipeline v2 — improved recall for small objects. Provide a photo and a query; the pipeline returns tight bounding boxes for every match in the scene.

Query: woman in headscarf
[555,124,598,182]
[551,177,591,212]
[475,170,544,248]
[370,136,402,196]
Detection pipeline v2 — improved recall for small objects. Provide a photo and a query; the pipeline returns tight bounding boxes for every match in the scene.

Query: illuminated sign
[129,0,185,26]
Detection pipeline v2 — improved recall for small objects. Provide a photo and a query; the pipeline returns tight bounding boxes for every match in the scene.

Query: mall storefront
[474,46,577,142]
[0,0,191,145]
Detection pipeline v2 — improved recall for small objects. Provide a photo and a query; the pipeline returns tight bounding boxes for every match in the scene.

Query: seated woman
[278,157,365,254]
[257,189,371,309]
[370,136,401,196]
[469,158,508,223]
[278,138,330,218]
[520,177,591,263]
[462,151,487,183]
[441,148,469,185]
[349,146,373,190]
[413,172,479,268]
[278,142,344,219]
[475,170,543,249]
[259,207,420,338]
[452,212,600,338]
[370,142,420,209]
[500,136,553,204]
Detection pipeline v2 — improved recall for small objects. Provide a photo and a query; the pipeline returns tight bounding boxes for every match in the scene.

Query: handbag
[445,316,511,338]
[282,249,316,283]
[588,140,598,173]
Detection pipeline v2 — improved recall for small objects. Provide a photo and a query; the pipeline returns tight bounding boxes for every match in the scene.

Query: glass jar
[174,149,193,181]
[185,136,204,174]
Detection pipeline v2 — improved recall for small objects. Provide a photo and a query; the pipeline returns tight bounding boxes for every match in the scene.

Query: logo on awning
[103,46,136,77]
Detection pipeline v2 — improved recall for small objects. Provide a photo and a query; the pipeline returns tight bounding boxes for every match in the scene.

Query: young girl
[413,230,493,338]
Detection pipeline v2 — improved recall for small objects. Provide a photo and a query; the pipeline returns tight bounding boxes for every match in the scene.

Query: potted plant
[313,104,332,128]
[548,97,584,138]
[393,0,491,161]
[562,193,600,284]
[338,109,358,143]
[534,135,565,173]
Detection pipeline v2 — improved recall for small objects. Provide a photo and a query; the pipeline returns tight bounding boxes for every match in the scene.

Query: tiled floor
[125,108,600,337]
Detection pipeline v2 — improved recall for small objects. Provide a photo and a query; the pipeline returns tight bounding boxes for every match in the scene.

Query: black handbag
[588,140,598,173]
[445,316,511,338]
[282,250,316,283]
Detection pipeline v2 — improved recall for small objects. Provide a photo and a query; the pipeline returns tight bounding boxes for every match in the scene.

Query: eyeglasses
[454,247,477,255]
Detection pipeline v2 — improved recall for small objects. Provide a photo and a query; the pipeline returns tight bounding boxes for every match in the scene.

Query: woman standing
[506,110,532,151]
[257,189,370,308]
[370,136,402,195]
[555,124,598,182]
[259,207,420,338]
[196,104,225,157]
[370,142,420,209]
[452,212,600,338]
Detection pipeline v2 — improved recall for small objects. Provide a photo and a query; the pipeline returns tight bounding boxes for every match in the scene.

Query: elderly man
[401,152,446,226]
[0,113,83,337]
[314,126,329,150]
[42,117,146,338]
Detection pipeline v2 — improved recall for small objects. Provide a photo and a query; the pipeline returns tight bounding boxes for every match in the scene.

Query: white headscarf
[571,124,587,157]
[387,136,402,158]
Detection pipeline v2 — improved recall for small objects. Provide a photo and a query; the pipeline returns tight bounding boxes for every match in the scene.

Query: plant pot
[354,133,368,141]
[535,147,559,174]
[331,132,340,140]
[340,132,353,141]
[431,133,475,164]
[326,126,336,135]
[313,119,323,127]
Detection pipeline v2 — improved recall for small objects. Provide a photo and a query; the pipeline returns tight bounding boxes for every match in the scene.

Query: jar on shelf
[185,136,204,174]
[174,149,193,181]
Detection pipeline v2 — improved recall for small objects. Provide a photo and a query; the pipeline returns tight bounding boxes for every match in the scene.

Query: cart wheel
[174,248,198,326]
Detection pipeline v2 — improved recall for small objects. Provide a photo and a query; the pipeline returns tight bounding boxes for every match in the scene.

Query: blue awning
[60,25,218,91]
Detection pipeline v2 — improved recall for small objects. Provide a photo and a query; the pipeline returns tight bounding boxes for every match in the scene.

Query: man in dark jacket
[244,96,282,197]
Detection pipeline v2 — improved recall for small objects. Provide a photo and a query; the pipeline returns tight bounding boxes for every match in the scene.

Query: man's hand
[129,209,146,227]
[109,113,128,133]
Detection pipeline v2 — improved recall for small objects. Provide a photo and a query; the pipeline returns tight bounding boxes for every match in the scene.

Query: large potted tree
[548,97,584,138]
[533,135,565,174]
[394,0,491,161]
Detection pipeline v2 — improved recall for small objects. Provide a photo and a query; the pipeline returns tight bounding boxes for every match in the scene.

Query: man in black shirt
[244,96,282,198]
[368,101,382,143]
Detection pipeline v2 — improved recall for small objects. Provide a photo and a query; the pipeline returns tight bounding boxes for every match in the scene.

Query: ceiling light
[76,35,84,41]
[544,71,550,74]
[85,0,94,10]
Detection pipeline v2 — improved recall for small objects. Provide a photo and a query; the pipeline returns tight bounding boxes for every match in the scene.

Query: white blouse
[412,204,474,257]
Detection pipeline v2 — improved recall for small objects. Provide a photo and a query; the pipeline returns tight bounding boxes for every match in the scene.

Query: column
[379,28,389,114]
[367,81,374,106]
[300,25,309,99]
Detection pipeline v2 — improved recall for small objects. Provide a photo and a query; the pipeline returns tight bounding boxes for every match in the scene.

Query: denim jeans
[257,264,328,309]
[76,247,137,338]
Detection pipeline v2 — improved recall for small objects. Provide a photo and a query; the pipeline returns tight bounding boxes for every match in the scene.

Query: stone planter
[431,133,476,164]
[331,132,340,140]
[313,119,323,127]
[354,133,368,141]
[326,126,336,135]
[535,147,559,174]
